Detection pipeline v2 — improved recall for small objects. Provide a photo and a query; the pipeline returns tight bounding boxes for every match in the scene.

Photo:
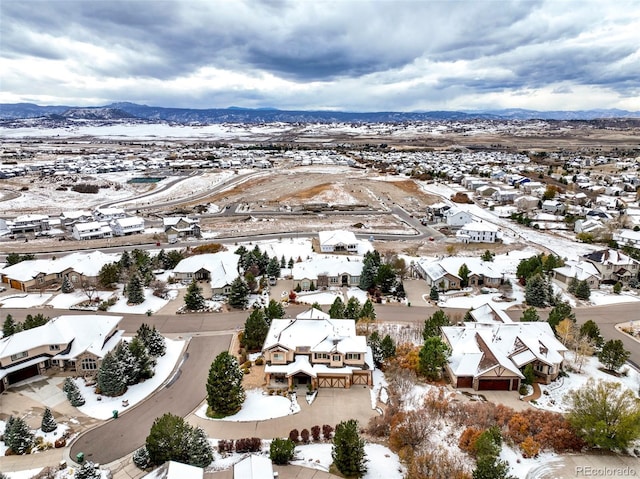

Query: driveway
[69,334,231,464]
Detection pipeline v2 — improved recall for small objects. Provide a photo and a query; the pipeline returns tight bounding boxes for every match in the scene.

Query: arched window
[81,358,97,371]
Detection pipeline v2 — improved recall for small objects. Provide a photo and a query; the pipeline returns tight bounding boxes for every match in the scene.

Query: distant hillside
[1,102,639,123]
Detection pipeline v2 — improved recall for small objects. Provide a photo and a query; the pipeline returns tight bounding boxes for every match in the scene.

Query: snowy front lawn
[195,389,301,422]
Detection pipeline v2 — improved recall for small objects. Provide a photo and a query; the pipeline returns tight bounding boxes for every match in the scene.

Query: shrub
[520,436,541,458]
[217,439,234,454]
[301,428,310,443]
[322,424,334,439]
[270,438,296,465]
[289,428,300,443]
[54,438,66,448]
[133,446,151,469]
[235,437,261,453]
[254,357,264,366]
[458,426,483,455]
[311,425,321,441]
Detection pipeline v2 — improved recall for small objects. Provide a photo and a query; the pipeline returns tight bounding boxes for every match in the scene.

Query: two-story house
[456,221,499,243]
[72,221,113,240]
[0,315,123,393]
[111,216,145,236]
[9,214,51,234]
[581,249,640,284]
[262,308,372,389]
[163,216,201,238]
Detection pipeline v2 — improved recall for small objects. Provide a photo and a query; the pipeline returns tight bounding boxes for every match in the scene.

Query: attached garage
[7,363,40,385]
[318,376,347,388]
[456,376,473,388]
[352,372,371,386]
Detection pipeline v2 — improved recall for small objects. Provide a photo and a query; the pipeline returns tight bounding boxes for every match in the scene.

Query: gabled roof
[583,249,638,266]
[442,322,567,379]
[173,252,239,289]
[0,315,123,360]
[318,229,358,246]
[469,303,513,324]
[417,256,502,282]
[458,221,499,233]
[143,460,204,479]
[292,255,363,280]
[553,260,601,281]
[0,250,119,281]
[233,455,273,479]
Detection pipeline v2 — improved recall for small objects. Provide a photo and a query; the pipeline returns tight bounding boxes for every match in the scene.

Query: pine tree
[598,339,630,372]
[206,351,245,417]
[458,263,470,288]
[263,299,285,324]
[287,257,294,269]
[280,255,286,268]
[4,415,34,455]
[75,461,101,479]
[61,276,74,293]
[267,257,281,278]
[332,419,367,478]
[547,301,575,331]
[359,254,378,291]
[575,280,591,300]
[119,250,132,269]
[423,310,450,339]
[2,314,17,337]
[358,299,376,320]
[270,437,295,465]
[243,308,269,351]
[525,274,548,307]
[66,379,86,407]
[146,413,193,465]
[145,326,166,358]
[380,334,396,361]
[41,407,57,433]
[418,336,451,381]
[344,297,361,319]
[97,351,127,397]
[115,341,140,385]
[187,426,214,468]
[129,337,154,380]
[184,280,206,311]
[367,331,383,367]
[133,446,151,469]
[429,285,439,301]
[328,296,345,318]
[520,307,540,322]
[579,320,604,348]
[567,276,578,295]
[127,274,145,305]
[228,277,250,309]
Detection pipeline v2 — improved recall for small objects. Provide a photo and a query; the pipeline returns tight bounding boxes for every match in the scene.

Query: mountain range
[1,102,639,123]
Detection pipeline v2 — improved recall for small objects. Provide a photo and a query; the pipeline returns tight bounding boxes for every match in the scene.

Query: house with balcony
[9,214,50,234]
[441,321,567,391]
[262,308,372,389]
[0,315,123,393]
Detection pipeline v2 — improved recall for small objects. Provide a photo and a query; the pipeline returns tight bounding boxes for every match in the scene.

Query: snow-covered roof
[0,315,123,361]
[233,455,273,479]
[173,252,239,289]
[296,307,330,320]
[417,256,502,282]
[143,460,204,479]
[0,250,119,281]
[113,216,144,227]
[583,249,639,267]
[459,221,498,233]
[469,303,513,324]
[74,221,108,232]
[442,322,567,379]
[554,260,601,281]
[318,229,358,246]
[292,255,363,280]
[163,216,199,227]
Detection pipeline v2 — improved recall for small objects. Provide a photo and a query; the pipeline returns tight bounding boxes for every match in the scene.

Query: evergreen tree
[23,313,48,330]
[263,299,285,324]
[367,331,383,367]
[270,438,296,465]
[155,249,167,269]
[418,336,451,381]
[520,307,540,322]
[97,351,127,397]
[359,254,378,291]
[522,364,535,385]
[429,285,439,301]
[287,257,294,269]
[228,277,250,309]
[206,351,245,417]
[311,302,323,312]
[98,262,121,288]
[120,250,132,269]
[547,301,575,331]
[115,341,140,385]
[358,299,376,320]
[376,263,396,293]
[567,276,578,295]
[75,461,101,479]
[129,337,154,380]
[2,314,17,337]
[61,276,74,293]
[133,446,151,470]
[344,296,361,320]
[184,280,206,311]
[187,426,214,468]
[267,256,281,278]
[146,413,192,465]
[280,255,286,268]
[4,416,34,455]
[164,250,185,270]
[575,280,591,300]
[136,324,166,358]
[580,320,604,348]
[598,339,630,372]
[328,296,346,318]
[480,250,495,262]
[380,334,396,361]
[525,274,549,307]
[458,263,471,288]
[423,310,450,340]
[613,282,622,294]
[41,407,57,433]
[64,378,86,406]
[243,309,269,351]
[127,274,145,305]
[473,455,512,479]
[332,419,367,478]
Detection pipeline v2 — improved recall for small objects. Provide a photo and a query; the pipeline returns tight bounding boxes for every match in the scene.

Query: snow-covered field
[195,389,301,422]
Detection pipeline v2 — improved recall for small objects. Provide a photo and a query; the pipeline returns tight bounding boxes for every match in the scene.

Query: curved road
[69,334,231,464]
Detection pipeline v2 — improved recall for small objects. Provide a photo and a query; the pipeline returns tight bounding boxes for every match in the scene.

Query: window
[346,353,361,360]
[81,358,97,370]
[332,354,341,362]
[50,344,61,351]
[315,353,329,360]
[11,351,28,361]
[330,277,338,284]
[273,353,284,362]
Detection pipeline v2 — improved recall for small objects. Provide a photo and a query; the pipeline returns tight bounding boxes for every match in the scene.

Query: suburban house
[0,250,119,292]
[441,321,567,391]
[445,207,474,228]
[456,221,499,243]
[613,229,640,248]
[553,261,601,289]
[574,219,605,235]
[111,216,145,236]
[0,315,124,393]
[514,195,539,212]
[172,251,240,295]
[163,216,201,238]
[60,210,93,228]
[262,308,373,389]
[291,256,363,290]
[541,200,566,214]
[9,214,51,234]
[581,249,640,284]
[93,206,126,221]
[318,230,359,253]
[72,221,113,241]
[415,256,503,292]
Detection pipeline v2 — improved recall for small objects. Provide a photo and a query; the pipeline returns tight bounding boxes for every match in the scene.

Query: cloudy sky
[2,0,639,112]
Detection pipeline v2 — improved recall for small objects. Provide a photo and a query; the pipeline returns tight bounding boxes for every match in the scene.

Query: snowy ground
[295,290,344,305]
[534,352,640,413]
[73,338,185,419]
[0,293,52,308]
[194,389,301,422]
